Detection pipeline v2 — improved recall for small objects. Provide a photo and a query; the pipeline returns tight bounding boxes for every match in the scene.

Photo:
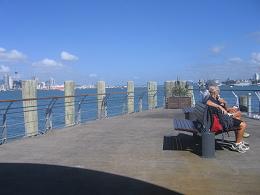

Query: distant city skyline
[0,0,260,85]
[1,70,260,92]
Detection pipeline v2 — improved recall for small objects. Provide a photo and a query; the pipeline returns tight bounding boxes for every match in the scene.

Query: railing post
[77,97,86,124]
[255,92,260,114]
[76,103,81,124]
[148,81,157,110]
[22,80,38,136]
[138,96,143,112]
[164,81,174,108]
[239,95,248,112]
[247,93,252,117]
[232,91,239,108]
[44,98,57,133]
[47,112,52,130]
[97,81,106,119]
[127,81,134,113]
[1,102,13,144]
[1,116,7,143]
[64,81,75,126]
[102,96,108,118]
[153,82,157,108]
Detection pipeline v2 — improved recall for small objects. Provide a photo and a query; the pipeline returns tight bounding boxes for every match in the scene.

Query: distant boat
[233,82,251,86]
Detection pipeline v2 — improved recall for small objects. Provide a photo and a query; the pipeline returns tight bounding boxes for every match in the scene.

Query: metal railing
[3,84,260,144]
[0,88,161,144]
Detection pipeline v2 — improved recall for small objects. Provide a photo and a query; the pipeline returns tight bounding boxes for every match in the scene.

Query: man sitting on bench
[202,85,250,138]
[205,86,250,153]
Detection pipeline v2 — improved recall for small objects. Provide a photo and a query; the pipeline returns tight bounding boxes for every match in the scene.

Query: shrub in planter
[166,80,192,109]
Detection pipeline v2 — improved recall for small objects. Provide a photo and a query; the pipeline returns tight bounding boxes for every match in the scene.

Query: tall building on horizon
[50,77,55,86]
[3,74,13,90]
[45,77,56,89]
[254,73,259,82]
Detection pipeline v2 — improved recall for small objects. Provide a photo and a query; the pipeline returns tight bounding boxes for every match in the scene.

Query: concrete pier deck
[0,109,260,195]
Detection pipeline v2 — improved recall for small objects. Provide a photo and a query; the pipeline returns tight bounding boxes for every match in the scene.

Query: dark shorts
[233,118,242,127]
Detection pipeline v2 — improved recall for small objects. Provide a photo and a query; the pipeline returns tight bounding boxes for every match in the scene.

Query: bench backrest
[193,102,210,132]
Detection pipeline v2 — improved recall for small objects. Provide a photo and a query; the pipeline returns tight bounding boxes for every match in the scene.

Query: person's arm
[218,98,228,109]
[226,107,238,113]
[218,98,238,112]
[206,99,228,114]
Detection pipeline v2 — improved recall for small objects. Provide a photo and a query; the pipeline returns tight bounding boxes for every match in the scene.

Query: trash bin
[202,132,215,158]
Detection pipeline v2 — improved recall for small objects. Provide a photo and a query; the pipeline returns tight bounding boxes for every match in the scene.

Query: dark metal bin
[202,132,215,158]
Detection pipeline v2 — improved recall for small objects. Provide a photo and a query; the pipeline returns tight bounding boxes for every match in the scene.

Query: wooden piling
[187,85,195,107]
[127,81,134,113]
[64,81,75,126]
[148,81,157,110]
[164,81,174,108]
[22,80,38,136]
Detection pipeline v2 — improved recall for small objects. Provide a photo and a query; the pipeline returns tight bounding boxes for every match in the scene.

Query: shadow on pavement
[163,133,224,156]
[0,163,182,195]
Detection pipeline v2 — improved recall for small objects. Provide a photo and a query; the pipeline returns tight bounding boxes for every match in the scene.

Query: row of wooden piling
[20,80,159,137]
[17,80,254,139]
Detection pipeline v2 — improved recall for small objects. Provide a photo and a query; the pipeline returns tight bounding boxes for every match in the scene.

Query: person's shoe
[242,141,249,146]
[243,132,250,138]
[231,143,247,153]
[241,143,250,151]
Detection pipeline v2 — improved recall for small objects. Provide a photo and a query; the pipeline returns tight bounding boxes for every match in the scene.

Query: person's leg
[235,122,246,143]
[231,111,250,138]
[229,110,242,120]
[232,122,250,152]
[236,111,251,138]
[234,111,242,119]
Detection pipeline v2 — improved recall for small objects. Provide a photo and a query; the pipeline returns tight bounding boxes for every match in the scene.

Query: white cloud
[89,73,97,78]
[251,52,260,64]
[0,48,26,61]
[32,58,63,67]
[210,46,224,54]
[61,51,78,61]
[0,65,10,73]
[0,48,6,52]
[228,57,243,63]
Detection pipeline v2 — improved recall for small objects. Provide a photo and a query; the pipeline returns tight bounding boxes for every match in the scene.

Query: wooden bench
[175,102,209,136]
[174,102,216,157]
[174,103,240,155]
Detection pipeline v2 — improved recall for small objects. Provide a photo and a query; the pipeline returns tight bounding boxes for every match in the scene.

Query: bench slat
[175,102,210,135]
[187,119,194,129]
[173,119,198,134]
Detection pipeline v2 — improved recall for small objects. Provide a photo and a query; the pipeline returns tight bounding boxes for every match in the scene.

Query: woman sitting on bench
[205,86,249,153]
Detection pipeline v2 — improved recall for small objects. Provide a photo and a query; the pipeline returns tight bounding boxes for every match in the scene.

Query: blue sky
[0,0,260,85]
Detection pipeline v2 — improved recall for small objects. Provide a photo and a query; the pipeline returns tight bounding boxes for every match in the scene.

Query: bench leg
[202,132,215,158]
[192,133,201,151]
[185,112,190,120]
